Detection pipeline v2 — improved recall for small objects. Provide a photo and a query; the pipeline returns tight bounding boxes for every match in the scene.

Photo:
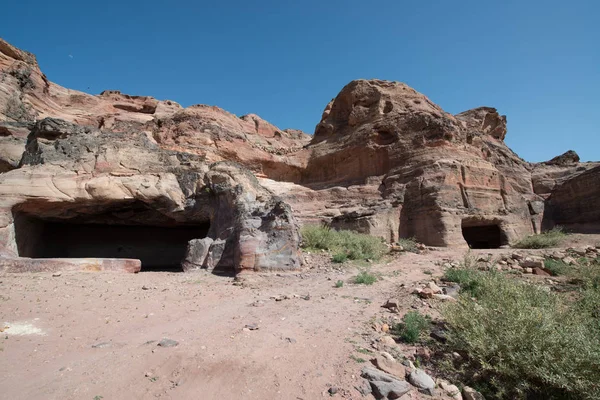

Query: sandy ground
[1,235,599,400]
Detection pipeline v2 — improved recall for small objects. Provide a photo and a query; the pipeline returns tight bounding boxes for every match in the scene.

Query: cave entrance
[12,204,210,272]
[461,220,507,249]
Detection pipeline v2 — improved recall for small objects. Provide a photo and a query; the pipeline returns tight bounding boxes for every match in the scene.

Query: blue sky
[3,0,598,161]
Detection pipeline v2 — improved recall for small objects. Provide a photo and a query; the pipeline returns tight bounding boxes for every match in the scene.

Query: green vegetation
[397,237,419,252]
[441,262,600,399]
[394,311,430,344]
[543,258,569,276]
[350,355,367,363]
[301,225,387,262]
[353,270,377,285]
[332,252,348,263]
[513,227,566,249]
[443,266,486,298]
[334,280,344,288]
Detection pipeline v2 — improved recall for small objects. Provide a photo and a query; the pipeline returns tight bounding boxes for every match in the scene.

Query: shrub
[301,225,339,250]
[334,280,344,288]
[353,270,377,285]
[332,252,348,263]
[300,225,387,262]
[544,258,569,276]
[513,227,566,249]
[442,269,600,399]
[443,262,486,298]
[395,311,430,343]
[397,237,418,252]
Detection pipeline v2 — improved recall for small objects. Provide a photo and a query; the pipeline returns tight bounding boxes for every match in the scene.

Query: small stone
[52,272,62,277]
[511,253,523,260]
[328,387,338,395]
[433,294,457,302]
[379,351,396,362]
[157,338,179,347]
[142,285,150,290]
[427,281,443,294]
[361,367,411,399]
[391,245,404,252]
[382,299,400,310]
[244,323,259,330]
[520,256,544,269]
[444,284,461,298]
[370,355,406,379]
[438,379,462,400]
[285,337,296,344]
[562,256,577,265]
[91,342,111,349]
[379,335,397,347]
[419,288,434,299]
[533,267,551,276]
[381,323,390,333]
[524,267,533,274]
[408,369,435,395]
[463,386,485,400]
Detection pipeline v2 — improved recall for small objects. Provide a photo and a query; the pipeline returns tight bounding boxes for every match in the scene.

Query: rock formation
[0,38,598,272]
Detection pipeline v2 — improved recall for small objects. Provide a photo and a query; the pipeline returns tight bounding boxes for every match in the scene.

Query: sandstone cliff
[0,38,597,272]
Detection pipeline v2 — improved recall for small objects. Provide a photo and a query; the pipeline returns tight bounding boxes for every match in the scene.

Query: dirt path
[2,236,598,400]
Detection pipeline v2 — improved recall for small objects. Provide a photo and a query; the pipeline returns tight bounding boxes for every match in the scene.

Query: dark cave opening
[13,212,210,272]
[461,221,507,249]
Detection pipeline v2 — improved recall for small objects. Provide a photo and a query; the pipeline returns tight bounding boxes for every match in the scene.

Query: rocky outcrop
[0,117,302,273]
[531,150,600,197]
[291,79,539,246]
[542,165,600,233]
[1,38,598,271]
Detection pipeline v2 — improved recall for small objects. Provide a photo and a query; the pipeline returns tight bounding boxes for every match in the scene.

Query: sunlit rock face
[1,38,597,273]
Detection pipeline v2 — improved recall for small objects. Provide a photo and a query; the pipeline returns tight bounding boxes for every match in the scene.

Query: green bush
[353,270,377,285]
[300,225,387,262]
[334,280,344,288]
[513,227,566,249]
[442,268,600,399]
[544,258,569,276]
[397,237,418,252]
[443,266,486,298]
[332,252,348,263]
[395,311,430,343]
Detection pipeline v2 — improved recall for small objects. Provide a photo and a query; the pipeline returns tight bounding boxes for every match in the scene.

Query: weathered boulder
[361,366,412,399]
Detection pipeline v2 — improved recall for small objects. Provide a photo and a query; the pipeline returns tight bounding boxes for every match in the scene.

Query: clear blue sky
[3,0,598,162]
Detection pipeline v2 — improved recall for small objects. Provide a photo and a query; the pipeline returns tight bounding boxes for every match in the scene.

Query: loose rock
[463,386,485,400]
[370,356,406,379]
[407,369,435,395]
[157,338,179,348]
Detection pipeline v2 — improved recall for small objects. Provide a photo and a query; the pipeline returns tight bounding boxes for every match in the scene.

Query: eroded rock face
[542,165,600,233]
[531,150,599,197]
[0,116,302,273]
[294,79,540,246]
[1,38,597,268]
